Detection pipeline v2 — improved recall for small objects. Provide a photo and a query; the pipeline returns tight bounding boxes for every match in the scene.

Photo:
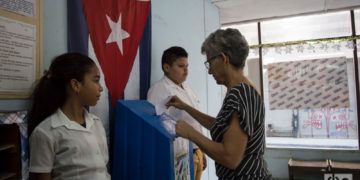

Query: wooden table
[329,160,360,179]
[288,158,330,180]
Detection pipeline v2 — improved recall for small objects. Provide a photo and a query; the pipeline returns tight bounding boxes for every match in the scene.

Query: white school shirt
[147,76,203,148]
[29,108,110,180]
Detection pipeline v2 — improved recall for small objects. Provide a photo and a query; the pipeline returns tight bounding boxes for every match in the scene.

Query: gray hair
[201,28,249,69]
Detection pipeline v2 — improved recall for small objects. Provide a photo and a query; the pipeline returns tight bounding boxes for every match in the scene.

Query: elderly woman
[167,28,271,179]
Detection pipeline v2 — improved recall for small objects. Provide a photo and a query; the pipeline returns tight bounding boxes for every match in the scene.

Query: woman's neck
[225,68,260,94]
[225,68,249,89]
[61,99,85,124]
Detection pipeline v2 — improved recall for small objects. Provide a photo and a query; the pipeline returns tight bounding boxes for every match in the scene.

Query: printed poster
[268,57,349,110]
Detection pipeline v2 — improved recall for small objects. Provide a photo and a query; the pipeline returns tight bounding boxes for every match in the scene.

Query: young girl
[28,53,110,180]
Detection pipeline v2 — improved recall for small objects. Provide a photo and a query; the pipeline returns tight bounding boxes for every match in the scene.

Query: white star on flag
[106,14,130,55]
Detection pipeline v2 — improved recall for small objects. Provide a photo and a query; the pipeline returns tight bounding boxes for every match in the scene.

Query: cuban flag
[67,0,151,135]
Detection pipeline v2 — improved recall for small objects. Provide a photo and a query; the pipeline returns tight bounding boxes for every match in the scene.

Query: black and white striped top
[210,83,271,180]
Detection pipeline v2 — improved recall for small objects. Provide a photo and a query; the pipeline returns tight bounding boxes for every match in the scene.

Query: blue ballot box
[112,100,194,180]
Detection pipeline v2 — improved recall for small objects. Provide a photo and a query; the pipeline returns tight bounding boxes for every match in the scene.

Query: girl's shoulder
[35,114,55,130]
[30,117,54,141]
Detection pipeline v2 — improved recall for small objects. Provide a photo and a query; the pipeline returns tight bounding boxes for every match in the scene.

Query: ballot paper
[155,96,182,121]
[155,96,172,115]
[159,113,177,137]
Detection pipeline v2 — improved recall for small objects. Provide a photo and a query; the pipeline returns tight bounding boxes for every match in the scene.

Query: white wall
[151,1,220,179]
[43,0,67,69]
[203,2,221,180]
[151,0,216,113]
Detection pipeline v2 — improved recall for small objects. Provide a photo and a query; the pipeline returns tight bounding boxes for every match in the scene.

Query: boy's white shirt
[147,76,203,148]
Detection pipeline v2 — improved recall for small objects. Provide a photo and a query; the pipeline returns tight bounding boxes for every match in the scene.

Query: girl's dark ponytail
[27,73,66,135]
[27,53,95,135]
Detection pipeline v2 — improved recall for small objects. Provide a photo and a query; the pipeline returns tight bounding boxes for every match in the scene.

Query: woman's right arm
[29,173,51,180]
[167,96,215,130]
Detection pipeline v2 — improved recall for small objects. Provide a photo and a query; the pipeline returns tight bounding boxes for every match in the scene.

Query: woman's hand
[175,120,194,139]
[166,95,187,110]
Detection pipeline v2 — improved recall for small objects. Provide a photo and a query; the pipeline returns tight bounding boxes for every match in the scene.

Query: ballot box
[112,100,194,180]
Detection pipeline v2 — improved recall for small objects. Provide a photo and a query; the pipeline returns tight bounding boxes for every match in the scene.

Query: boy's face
[164,57,188,85]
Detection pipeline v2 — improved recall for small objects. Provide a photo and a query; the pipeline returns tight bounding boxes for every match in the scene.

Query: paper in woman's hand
[155,96,172,115]
[159,113,177,138]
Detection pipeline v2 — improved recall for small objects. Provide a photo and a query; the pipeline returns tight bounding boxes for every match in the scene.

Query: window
[223,10,359,150]
[262,42,357,150]
[223,22,259,46]
[355,10,360,34]
[261,11,352,43]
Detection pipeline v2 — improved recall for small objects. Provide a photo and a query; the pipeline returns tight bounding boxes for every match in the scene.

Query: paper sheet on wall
[0,16,36,92]
[268,57,350,110]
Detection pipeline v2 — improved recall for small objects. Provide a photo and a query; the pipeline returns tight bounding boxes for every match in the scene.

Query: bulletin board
[0,0,43,99]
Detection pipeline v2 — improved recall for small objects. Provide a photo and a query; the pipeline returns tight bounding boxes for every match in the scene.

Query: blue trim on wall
[67,0,89,55]
[139,9,152,100]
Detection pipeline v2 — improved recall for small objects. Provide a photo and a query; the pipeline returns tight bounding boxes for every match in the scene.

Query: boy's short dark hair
[161,46,188,71]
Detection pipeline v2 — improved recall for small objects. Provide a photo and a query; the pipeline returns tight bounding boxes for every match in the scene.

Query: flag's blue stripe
[67,0,89,113]
[67,0,89,55]
[139,9,152,100]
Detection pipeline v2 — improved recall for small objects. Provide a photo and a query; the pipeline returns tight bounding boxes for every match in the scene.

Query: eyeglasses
[204,54,221,70]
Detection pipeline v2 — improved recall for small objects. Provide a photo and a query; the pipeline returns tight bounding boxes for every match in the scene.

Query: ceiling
[212,0,360,25]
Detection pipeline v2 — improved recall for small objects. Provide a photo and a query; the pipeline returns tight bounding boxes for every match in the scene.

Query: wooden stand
[0,124,21,180]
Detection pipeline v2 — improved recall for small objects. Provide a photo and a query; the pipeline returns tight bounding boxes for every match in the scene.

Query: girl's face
[78,65,103,106]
